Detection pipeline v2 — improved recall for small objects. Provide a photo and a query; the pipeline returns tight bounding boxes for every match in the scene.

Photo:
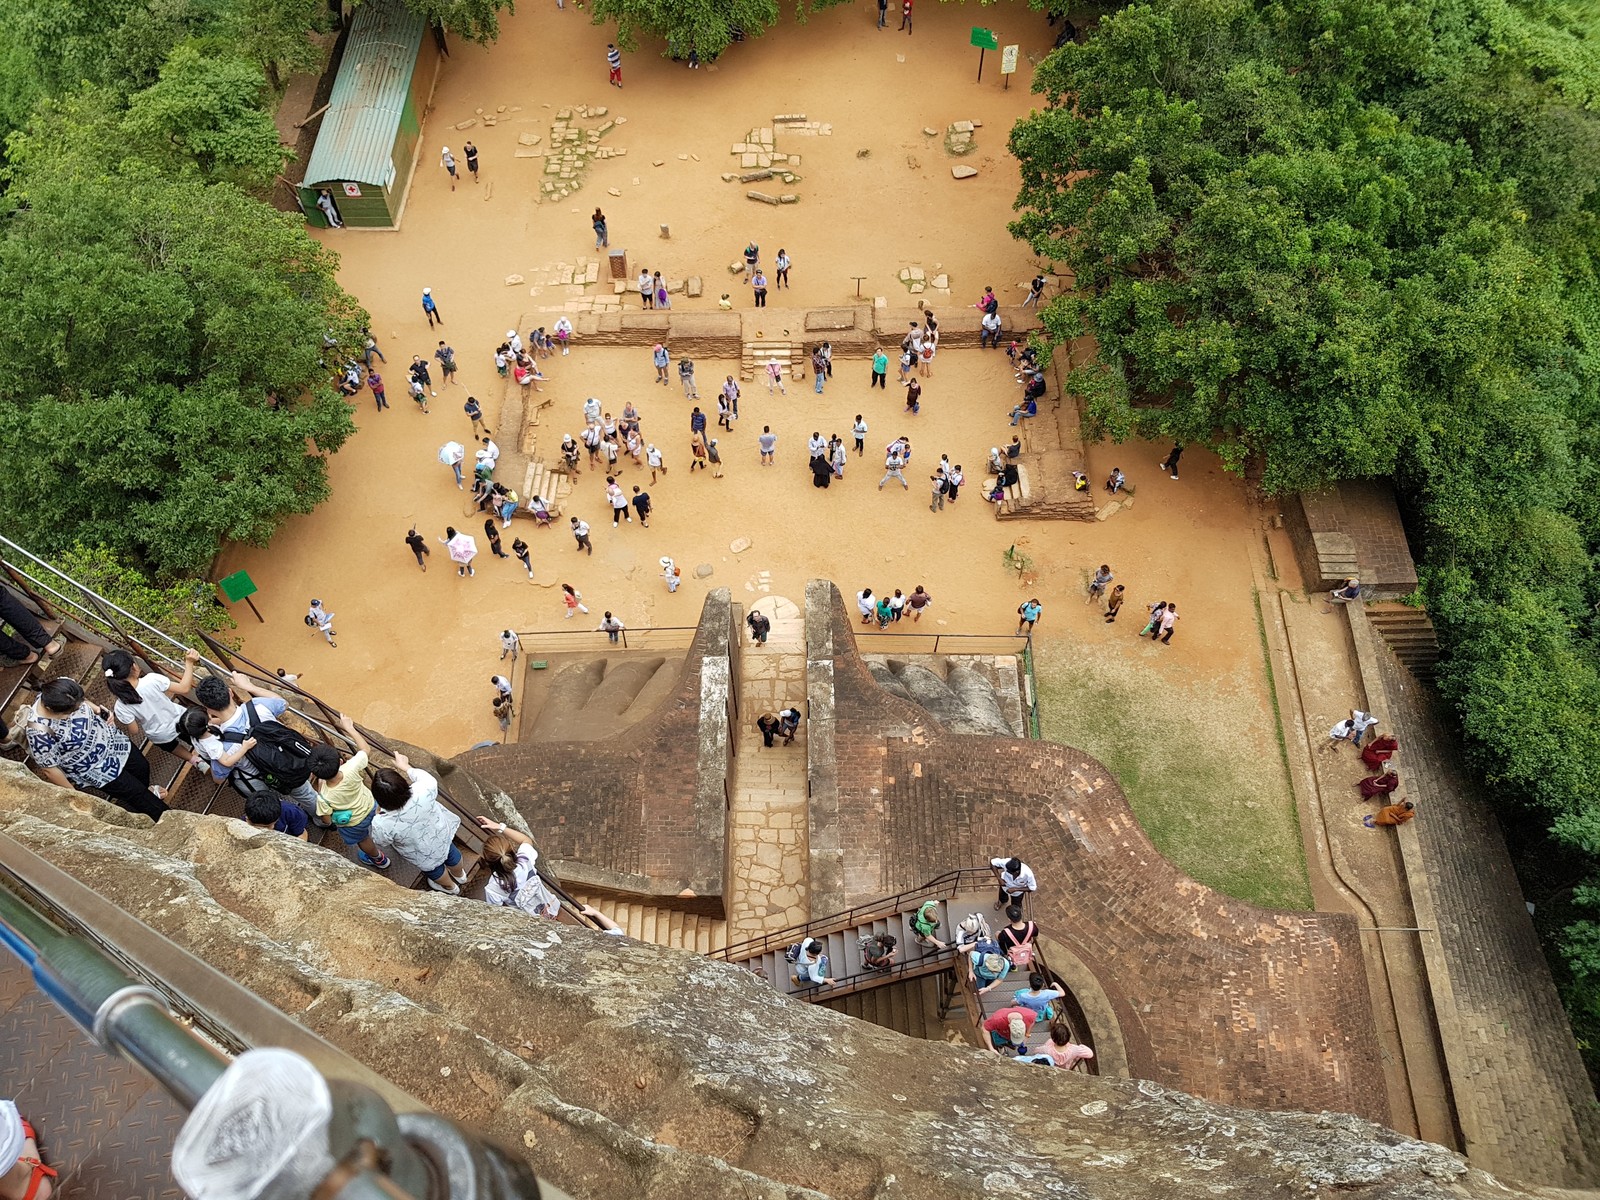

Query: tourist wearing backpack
[908,900,947,950]
[996,905,1039,968]
[308,714,389,870]
[195,673,320,816]
[860,933,898,971]
[785,938,832,988]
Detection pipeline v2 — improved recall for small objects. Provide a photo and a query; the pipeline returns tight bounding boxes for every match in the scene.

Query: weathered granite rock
[0,763,1547,1200]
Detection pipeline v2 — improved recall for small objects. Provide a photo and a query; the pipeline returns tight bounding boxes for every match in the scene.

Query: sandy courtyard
[215,0,1299,883]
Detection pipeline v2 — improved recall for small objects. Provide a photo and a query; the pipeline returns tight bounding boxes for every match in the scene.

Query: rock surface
[0,763,1546,1200]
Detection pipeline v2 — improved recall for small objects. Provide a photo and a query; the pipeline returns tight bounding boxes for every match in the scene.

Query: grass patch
[1034,637,1313,911]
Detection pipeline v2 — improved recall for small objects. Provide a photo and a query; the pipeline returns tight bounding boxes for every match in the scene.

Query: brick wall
[459,590,734,913]
[808,581,1390,1123]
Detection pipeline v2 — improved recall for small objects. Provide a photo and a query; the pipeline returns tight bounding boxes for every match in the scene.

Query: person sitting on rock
[1105,467,1125,494]
[1323,577,1362,613]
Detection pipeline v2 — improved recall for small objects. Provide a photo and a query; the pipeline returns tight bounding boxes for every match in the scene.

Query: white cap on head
[659,557,673,568]
[423,287,431,295]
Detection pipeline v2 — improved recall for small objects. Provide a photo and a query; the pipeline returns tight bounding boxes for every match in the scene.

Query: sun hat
[1008,1014,1028,1042]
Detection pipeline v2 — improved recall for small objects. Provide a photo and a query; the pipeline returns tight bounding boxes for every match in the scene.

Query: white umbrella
[438,441,464,465]
[445,533,477,565]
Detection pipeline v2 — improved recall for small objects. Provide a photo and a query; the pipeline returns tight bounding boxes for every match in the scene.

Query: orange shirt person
[1366,801,1416,828]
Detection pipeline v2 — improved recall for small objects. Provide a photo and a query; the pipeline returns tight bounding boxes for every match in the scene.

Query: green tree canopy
[0,135,360,575]
[589,0,847,61]
[1009,0,1600,1070]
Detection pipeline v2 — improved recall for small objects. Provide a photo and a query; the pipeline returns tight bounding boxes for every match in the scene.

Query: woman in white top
[474,817,560,917]
[102,648,202,764]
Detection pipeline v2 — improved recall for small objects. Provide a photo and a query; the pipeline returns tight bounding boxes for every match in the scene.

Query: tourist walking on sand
[410,355,436,398]
[1157,602,1179,644]
[857,588,876,624]
[744,240,760,274]
[653,343,670,385]
[1140,600,1167,638]
[879,442,908,490]
[900,0,913,31]
[871,347,888,388]
[569,517,593,555]
[405,527,429,571]
[775,248,791,288]
[483,519,508,559]
[707,437,724,477]
[1105,584,1125,623]
[512,536,534,578]
[680,357,699,398]
[421,287,441,327]
[877,0,889,26]
[593,208,608,249]
[1159,443,1183,479]
[599,611,625,644]
[660,557,681,593]
[759,426,778,465]
[930,467,949,512]
[464,395,491,437]
[307,599,337,648]
[811,346,827,394]
[632,485,652,526]
[908,585,932,622]
[607,43,623,87]
[639,269,654,308]
[647,443,666,482]
[717,391,732,430]
[765,357,785,394]
[722,376,740,422]
[1016,598,1042,635]
[553,316,573,355]
[500,629,521,662]
[1088,565,1113,604]
[751,268,769,308]
[435,341,457,387]
[491,674,513,704]
[853,415,868,455]
[657,278,672,310]
[831,437,847,479]
[440,146,458,190]
[607,477,632,524]
[367,371,388,410]
[463,141,479,180]
[561,584,588,618]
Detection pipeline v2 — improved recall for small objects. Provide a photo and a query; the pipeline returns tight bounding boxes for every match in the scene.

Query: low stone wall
[1285,482,1419,597]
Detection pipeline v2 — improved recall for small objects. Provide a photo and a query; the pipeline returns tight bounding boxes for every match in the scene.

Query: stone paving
[726,596,810,940]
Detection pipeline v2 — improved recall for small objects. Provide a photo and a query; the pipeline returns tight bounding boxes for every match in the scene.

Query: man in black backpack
[195,673,321,817]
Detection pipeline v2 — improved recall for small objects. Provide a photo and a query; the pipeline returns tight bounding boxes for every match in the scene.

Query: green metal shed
[299,0,442,229]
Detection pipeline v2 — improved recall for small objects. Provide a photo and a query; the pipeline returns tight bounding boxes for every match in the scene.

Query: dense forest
[1009,0,1600,1072]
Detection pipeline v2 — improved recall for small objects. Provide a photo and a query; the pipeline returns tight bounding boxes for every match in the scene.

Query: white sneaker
[427,876,461,894]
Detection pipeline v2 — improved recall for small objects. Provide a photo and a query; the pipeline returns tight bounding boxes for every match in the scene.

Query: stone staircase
[1365,603,1439,678]
[740,339,803,382]
[518,458,575,516]
[564,889,728,953]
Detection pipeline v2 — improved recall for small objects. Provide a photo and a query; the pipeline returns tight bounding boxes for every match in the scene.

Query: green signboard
[218,570,258,603]
[970,26,999,49]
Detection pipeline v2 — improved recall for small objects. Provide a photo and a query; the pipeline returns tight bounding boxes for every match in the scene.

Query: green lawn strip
[1034,640,1313,911]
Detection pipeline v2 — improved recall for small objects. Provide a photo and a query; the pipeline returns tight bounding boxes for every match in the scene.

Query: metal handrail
[511,624,699,652]
[0,538,609,934]
[0,839,554,1197]
[714,866,998,960]
[854,630,1034,655]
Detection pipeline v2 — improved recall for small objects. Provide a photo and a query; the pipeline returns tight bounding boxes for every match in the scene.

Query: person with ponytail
[23,677,168,821]
[473,816,559,917]
[103,648,202,765]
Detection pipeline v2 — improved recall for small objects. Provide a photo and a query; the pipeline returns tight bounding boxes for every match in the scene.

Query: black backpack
[220,701,315,790]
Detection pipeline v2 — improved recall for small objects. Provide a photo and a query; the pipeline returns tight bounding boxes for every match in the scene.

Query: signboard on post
[217,570,264,623]
[971,26,999,82]
[1001,43,1020,88]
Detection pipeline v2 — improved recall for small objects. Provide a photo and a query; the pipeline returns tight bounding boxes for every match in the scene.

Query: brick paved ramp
[806,581,1390,1123]
[1374,647,1600,1186]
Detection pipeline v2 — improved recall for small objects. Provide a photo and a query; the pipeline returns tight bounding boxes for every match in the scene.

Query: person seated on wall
[1366,800,1416,828]
[1361,733,1399,770]
[1323,577,1362,613]
[1357,770,1400,800]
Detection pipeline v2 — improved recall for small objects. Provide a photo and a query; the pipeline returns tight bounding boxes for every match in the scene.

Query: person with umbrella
[441,526,477,577]
[439,441,466,489]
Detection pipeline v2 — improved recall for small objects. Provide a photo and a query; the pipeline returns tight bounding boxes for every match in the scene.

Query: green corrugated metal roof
[302,0,428,187]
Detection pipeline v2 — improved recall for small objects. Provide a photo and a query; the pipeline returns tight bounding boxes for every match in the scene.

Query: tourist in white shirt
[991,855,1038,912]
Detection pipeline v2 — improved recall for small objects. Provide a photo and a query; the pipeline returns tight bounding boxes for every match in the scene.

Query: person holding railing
[23,677,169,822]
[370,753,468,895]
[990,855,1038,912]
[194,674,320,818]
[102,648,203,768]
[474,817,561,917]
[308,714,390,872]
